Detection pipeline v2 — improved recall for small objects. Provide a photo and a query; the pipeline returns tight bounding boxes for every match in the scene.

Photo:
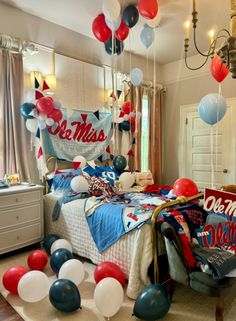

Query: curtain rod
[0,33,38,54]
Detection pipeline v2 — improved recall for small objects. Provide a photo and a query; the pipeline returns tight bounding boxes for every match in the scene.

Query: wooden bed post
[215,298,224,321]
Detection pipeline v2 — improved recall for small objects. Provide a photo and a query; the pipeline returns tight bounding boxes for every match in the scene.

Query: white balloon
[119,172,135,190]
[54,100,62,109]
[51,238,73,254]
[103,0,120,22]
[146,13,161,28]
[130,68,143,87]
[105,15,121,31]
[45,118,55,126]
[25,89,35,103]
[123,114,130,121]
[30,108,39,119]
[26,118,38,133]
[71,176,89,193]
[73,155,87,168]
[38,113,47,121]
[94,278,124,318]
[58,259,85,286]
[37,119,46,130]
[18,271,49,303]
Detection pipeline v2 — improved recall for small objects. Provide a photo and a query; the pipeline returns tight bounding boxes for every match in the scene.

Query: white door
[179,98,236,190]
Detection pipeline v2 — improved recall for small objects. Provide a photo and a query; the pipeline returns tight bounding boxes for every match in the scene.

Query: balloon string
[215,83,222,187]
[210,125,215,189]
[111,30,116,156]
[153,28,156,148]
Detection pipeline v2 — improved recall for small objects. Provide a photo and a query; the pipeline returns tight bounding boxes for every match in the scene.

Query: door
[179,98,236,190]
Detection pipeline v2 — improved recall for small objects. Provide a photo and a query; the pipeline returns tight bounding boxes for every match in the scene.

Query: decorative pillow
[135,171,154,187]
[52,169,82,193]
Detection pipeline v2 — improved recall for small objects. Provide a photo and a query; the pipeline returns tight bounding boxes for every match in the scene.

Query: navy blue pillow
[52,169,82,193]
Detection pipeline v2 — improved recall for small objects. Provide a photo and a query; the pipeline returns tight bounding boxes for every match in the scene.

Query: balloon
[20,102,35,119]
[47,108,63,123]
[26,118,38,133]
[71,176,89,193]
[50,248,73,274]
[17,271,49,303]
[104,36,124,55]
[43,234,60,255]
[49,279,81,312]
[130,68,143,87]
[51,238,73,255]
[105,15,121,31]
[37,119,46,130]
[45,118,55,126]
[73,155,87,168]
[173,178,199,197]
[119,121,131,131]
[58,259,85,286]
[141,24,155,48]
[92,14,111,43]
[31,108,39,119]
[113,155,127,172]
[2,266,29,294]
[147,12,161,28]
[54,100,62,109]
[123,5,139,28]
[115,20,129,41]
[119,172,135,190]
[103,0,120,22]
[133,284,170,320]
[210,55,229,83]
[122,101,134,115]
[198,93,227,125]
[94,261,126,287]
[123,114,130,121]
[26,89,35,102]
[27,250,48,271]
[94,277,124,318]
[138,0,159,20]
[36,96,54,115]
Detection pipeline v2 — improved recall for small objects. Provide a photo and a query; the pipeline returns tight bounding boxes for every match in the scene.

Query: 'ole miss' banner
[42,109,112,161]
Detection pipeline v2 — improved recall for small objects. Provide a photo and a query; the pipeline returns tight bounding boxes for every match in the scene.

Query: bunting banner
[42,108,112,161]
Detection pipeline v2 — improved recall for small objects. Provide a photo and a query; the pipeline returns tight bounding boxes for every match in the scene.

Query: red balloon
[173,178,199,197]
[138,0,158,20]
[210,55,229,83]
[94,261,126,287]
[47,108,63,122]
[122,101,134,115]
[27,250,48,271]
[2,266,29,294]
[92,14,112,43]
[115,20,129,42]
[36,97,54,115]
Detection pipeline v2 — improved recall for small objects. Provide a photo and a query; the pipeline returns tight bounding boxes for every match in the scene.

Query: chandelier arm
[193,28,209,57]
[184,52,210,71]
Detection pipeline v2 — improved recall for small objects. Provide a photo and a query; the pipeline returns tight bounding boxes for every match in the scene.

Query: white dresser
[0,184,44,255]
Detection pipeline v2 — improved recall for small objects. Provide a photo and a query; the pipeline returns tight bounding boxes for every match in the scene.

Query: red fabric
[179,234,197,268]
[143,184,172,194]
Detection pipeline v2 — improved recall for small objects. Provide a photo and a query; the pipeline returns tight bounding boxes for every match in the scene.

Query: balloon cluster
[19,96,63,133]
[113,101,141,133]
[92,0,160,56]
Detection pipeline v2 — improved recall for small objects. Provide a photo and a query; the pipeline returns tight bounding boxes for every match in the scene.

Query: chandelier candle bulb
[184,20,191,40]
[193,0,196,12]
[208,30,215,45]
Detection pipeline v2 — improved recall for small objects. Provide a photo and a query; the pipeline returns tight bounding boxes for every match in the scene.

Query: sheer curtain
[0,49,32,181]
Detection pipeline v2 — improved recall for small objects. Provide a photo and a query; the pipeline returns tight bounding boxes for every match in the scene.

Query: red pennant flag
[35,90,44,100]
[42,80,50,91]
[119,111,124,118]
[127,149,134,157]
[37,147,43,159]
[73,162,81,170]
[81,114,87,123]
[106,146,111,153]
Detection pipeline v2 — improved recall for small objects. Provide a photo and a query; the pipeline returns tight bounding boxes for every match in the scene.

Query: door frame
[179,97,236,180]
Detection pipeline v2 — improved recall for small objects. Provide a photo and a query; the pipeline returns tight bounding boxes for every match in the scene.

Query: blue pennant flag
[94,110,100,120]
[132,137,136,145]
[35,77,40,89]
[98,155,103,162]
[36,128,40,139]
[110,154,114,160]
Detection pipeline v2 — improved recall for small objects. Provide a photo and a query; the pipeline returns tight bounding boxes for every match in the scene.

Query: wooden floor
[0,294,24,321]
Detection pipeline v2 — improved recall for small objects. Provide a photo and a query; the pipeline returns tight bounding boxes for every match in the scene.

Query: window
[141,95,149,171]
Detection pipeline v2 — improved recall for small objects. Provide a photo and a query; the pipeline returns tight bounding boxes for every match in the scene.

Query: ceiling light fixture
[184,0,236,78]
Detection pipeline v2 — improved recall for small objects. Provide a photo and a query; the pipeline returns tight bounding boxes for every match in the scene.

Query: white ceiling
[1,0,231,64]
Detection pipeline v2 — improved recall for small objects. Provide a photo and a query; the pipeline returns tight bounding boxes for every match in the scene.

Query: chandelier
[184,0,236,78]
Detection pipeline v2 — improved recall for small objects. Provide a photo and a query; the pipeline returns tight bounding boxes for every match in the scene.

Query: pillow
[83,165,119,186]
[135,171,154,187]
[52,169,82,193]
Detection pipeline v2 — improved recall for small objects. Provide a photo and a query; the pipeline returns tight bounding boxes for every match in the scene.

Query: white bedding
[44,193,153,299]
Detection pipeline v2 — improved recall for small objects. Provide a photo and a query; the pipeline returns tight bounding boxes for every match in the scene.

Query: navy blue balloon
[105,36,124,56]
[43,234,60,255]
[49,279,81,312]
[119,121,131,131]
[113,155,127,172]
[123,5,139,28]
[20,102,35,119]
[50,248,73,274]
[133,284,171,320]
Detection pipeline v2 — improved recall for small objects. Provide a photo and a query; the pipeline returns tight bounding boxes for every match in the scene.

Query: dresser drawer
[0,223,42,254]
[0,190,41,208]
[0,204,41,231]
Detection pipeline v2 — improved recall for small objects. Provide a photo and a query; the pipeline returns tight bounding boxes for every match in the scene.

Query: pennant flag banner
[73,162,81,170]
[94,110,100,120]
[106,146,111,153]
[42,80,50,91]
[37,146,43,159]
[97,155,103,162]
[127,149,134,157]
[36,128,41,139]
[117,90,122,99]
[35,90,44,100]
[42,108,112,161]
[35,77,40,89]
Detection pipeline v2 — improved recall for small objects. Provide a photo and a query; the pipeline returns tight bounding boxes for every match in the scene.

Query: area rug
[0,250,236,321]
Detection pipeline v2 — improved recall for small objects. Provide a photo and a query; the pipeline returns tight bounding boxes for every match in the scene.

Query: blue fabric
[86,202,125,253]
[52,192,89,221]
[52,169,82,193]
[83,165,119,186]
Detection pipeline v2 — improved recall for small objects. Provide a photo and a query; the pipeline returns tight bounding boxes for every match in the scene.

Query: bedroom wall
[161,54,236,185]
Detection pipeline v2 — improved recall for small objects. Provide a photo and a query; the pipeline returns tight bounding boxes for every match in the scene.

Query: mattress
[44,193,154,299]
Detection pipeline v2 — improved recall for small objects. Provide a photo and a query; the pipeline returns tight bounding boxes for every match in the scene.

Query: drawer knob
[16,236,20,240]
[15,198,18,202]
[16,215,19,220]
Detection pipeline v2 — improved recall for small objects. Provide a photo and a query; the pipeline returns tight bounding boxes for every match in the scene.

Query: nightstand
[0,184,44,254]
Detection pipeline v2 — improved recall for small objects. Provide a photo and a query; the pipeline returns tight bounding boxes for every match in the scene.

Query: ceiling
[1,0,231,64]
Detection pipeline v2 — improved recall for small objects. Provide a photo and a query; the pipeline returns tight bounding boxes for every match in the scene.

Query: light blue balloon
[198,93,227,125]
[130,68,143,87]
[105,15,121,31]
[140,24,155,49]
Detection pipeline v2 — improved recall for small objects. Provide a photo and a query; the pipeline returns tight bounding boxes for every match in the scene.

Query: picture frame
[5,173,21,185]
